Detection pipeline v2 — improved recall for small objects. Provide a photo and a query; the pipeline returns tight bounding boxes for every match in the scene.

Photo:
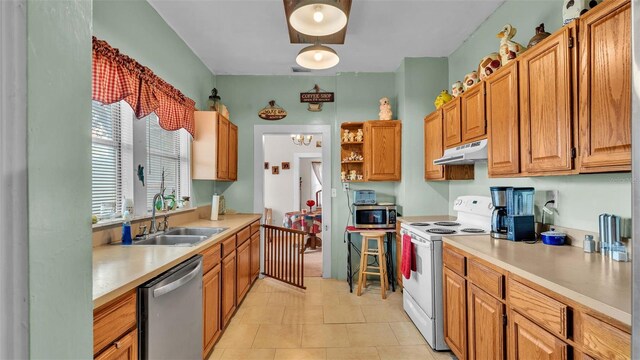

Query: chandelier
[291,134,313,146]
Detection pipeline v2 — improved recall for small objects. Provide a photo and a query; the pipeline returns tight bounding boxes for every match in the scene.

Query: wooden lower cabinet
[467,284,505,360]
[509,310,568,360]
[93,291,137,358]
[443,243,631,360]
[236,240,251,303]
[95,329,138,360]
[203,264,221,358]
[443,267,467,360]
[250,232,260,282]
[221,250,237,328]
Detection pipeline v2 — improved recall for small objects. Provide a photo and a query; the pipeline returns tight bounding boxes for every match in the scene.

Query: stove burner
[433,221,460,227]
[410,222,430,226]
[427,228,457,235]
[460,228,486,233]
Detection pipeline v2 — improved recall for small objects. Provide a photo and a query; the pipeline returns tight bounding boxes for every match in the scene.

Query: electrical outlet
[331,188,337,198]
[545,190,558,209]
[342,182,350,192]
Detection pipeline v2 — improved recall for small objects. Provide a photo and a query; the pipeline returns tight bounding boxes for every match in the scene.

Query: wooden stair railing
[262,224,306,289]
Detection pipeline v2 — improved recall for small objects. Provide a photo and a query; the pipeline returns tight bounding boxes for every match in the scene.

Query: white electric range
[400,196,493,351]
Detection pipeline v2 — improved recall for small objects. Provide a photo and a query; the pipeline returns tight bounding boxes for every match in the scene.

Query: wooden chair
[264,208,273,225]
[356,231,388,299]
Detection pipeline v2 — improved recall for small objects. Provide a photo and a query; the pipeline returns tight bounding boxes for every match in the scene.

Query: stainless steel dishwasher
[138,255,203,359]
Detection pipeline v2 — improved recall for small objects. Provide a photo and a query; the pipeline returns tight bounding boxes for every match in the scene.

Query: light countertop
[443,235,632,326]
[93,214,261,309]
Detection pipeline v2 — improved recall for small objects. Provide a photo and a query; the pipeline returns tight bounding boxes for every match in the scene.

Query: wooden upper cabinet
[424,110,474,181]
[217,115,230,180]
[443,267,467,360]
[579,0,631,173]
[229,123,238,180]
[467,284,504,360]
[192,112,237,181]
[424,110,445,180]
[486,62,521,177]
[443,97,462,148]
[461,83,486,142]
[519,25,576,175]
[509,310,568,360]
[364,120,401,181]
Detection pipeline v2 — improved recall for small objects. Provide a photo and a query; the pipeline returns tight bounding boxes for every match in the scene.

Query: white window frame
[92,100,190,218]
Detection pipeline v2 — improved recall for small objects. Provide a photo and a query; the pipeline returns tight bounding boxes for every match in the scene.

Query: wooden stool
[356,231,388,299]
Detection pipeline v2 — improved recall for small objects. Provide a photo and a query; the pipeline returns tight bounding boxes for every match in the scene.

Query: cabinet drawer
[578,313,630,360]
[221,235,237,257]
[237,226,251,246]
[201,243,221,274]
[443,246,466,276]
[250,220,261,235]
[468,259,504,299]
[508,279,568,338]
[93,291,137,355]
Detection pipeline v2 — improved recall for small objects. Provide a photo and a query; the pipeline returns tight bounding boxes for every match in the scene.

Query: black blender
[490,187,508,239]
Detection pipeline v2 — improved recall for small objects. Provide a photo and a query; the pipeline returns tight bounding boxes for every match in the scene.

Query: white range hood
[434,139,488,165]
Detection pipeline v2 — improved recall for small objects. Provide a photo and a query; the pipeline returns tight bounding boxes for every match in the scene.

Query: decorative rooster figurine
[497,24,526,65]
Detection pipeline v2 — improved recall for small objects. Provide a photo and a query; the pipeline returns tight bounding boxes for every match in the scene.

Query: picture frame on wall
[316,140,322,147]
[264,162,269,170]
[272,166,279,175]
[282,162,290,170]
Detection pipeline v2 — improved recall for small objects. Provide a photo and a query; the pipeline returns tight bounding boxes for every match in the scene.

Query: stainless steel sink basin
[164,227,228,237]
[133,234,209,246]
[129,227,228,246]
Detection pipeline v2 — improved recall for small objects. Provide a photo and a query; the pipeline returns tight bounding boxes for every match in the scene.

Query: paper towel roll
[211,195,220,221]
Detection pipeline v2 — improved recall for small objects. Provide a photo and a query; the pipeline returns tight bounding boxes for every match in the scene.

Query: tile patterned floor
[208,277,455,360]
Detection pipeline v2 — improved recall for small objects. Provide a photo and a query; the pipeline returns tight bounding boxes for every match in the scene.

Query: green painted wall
[447,0,632,231]
[93,0,217,205]
[448,0,561,84]
[395,58,450,217]
[216,73,397,279]
[27,0,93,357]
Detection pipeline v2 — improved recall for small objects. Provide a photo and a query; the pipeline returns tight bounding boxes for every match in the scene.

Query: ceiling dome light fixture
[289,0,348,37]
[296,43,340,70]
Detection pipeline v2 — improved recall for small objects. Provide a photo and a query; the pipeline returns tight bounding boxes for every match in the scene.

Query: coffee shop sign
[300,92,335,103]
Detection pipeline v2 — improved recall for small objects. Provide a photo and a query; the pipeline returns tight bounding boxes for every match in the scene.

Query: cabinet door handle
[114,340,122,349]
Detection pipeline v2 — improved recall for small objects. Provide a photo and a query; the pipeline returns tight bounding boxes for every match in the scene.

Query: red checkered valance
[92,37,196,136]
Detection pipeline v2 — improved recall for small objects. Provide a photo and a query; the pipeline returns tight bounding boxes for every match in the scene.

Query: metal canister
[583,235,597,253]
[599,214,609,256]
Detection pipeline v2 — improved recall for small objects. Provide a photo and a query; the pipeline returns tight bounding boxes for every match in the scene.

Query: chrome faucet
[150,168,166,234]
[150,192,165,234]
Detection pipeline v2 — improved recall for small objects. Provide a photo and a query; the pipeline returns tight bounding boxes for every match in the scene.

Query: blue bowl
[541,231,566,246]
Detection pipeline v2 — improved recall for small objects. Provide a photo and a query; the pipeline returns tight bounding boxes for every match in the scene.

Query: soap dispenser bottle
[122,211,132,245]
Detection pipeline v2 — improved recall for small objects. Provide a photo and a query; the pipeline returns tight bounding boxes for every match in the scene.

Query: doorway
[253,125,332,279]
[293,153,323,277]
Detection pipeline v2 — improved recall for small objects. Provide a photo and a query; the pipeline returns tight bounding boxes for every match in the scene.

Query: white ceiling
[148,0,505,75]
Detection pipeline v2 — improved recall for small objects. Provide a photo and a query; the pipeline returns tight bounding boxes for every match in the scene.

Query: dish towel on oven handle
[401,233,415,279]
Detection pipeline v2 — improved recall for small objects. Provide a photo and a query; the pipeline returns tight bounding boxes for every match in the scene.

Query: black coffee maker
[490,187,508,239]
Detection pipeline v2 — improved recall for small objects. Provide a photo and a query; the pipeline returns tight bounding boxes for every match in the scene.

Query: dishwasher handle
[153,261,202,298]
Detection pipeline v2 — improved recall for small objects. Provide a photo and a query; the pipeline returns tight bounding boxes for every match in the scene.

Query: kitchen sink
[164,227,228,237]
[129,227,228,246]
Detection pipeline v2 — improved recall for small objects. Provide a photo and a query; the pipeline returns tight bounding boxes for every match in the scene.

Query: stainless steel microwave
[353,205,397,229]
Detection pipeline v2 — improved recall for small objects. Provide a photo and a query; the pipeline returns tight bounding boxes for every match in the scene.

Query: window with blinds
[145,113,189,212]
[91,101,123,217]
[91,100,188,219]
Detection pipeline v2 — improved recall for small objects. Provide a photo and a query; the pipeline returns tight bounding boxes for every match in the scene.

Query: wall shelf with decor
[340,120,402,182]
